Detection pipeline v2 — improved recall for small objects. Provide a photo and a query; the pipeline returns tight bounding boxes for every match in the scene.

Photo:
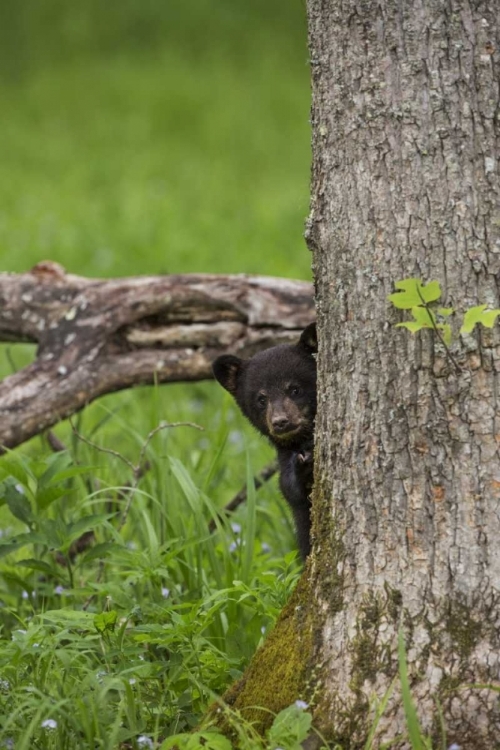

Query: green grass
[0,389,301,747]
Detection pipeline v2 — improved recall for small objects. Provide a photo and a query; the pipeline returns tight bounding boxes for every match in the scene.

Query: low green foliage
[0,386,301,748]
[161,701,315,750]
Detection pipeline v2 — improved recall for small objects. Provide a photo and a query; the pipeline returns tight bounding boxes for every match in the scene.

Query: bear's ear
[299,322,317,354]
[212,354,244,396]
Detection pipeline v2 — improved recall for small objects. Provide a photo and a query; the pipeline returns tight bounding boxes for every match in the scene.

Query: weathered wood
[0,261,314,451]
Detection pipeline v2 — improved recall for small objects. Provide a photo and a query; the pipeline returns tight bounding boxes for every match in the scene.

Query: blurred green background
[0,0,311,279]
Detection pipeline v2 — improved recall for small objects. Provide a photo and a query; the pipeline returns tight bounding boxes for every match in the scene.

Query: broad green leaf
[94,610,118,633]
[37,451,72,487]
[17,558,59,577]
[417,279,441,303]
[35,484,67,512]
[396,319,452,346]
[460,305,500,334]
[268,703,312,747]
[461,304,486,333]
[388,278,442,309]
[0,531,52,558]
[410,306,435,326]
[0,456,34,486]
[476,308,500,327]
[3,481,34,525]
[40,609,96,628]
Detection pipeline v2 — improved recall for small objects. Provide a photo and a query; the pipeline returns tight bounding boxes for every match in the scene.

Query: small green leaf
[461,304,487,333]
[94,610,118,634]
[410,306,435,326]
[0,456,35,486]
[416,279,442,304]
[267,703,313,748]
[460,305,500,334]
[396,303,436,332]
[388,278,442,309]
[437,307,454,317]
[17,558,59,577]
[3,481,34,526]
[476,309,500,327]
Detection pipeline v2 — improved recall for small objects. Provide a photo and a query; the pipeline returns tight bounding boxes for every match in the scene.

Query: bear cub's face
[212,323,317,449]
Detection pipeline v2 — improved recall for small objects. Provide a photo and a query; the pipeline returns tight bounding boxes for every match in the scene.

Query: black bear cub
[212,323,317,559]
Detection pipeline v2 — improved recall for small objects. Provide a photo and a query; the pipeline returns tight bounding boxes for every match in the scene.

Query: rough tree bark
[0,261,313,451]
[214,2,500,748]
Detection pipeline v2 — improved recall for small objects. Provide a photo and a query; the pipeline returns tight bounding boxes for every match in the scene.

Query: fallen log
[0,261,314,451]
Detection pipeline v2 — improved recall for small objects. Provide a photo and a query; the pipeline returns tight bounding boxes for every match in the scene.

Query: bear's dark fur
[212,323,317,559]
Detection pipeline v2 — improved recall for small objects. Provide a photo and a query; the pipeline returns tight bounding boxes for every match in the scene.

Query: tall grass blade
[398,629,425,750]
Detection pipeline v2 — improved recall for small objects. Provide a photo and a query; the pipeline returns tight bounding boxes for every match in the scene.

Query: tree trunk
[307,0,500,745]
[216,2,500,748]
[0,262,313,451]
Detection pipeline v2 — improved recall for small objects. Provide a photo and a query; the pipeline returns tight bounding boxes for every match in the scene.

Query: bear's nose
[271,415,290,432]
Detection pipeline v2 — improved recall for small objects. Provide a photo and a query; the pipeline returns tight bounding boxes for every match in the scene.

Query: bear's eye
[257,393,267,408]
[288,385,301,396]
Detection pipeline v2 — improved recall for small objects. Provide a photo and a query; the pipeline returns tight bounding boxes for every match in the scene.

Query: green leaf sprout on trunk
[388,278,500,372]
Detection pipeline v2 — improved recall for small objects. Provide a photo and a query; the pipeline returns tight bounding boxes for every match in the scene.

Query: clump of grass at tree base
[0,382,301,748]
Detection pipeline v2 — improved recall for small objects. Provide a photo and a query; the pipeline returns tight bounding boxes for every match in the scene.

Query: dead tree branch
[0,261,314,451]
